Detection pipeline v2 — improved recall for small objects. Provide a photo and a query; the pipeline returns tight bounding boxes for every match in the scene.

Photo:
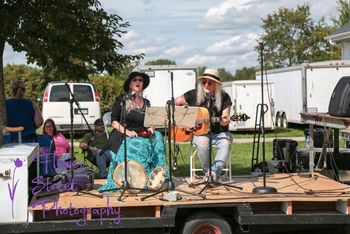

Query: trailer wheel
[182,212,232,234]
[281,114,288,128]
[276,113,282,127]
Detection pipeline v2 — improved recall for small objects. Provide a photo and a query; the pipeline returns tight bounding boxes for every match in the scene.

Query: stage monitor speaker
[328,76,350,117]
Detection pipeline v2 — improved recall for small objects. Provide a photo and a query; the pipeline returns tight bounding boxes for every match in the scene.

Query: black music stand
[190,95,243,195]
[141,73,205,201]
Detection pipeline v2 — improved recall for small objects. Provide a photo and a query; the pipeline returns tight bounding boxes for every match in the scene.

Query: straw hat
[123,71,150,92]
[197,68,222,84]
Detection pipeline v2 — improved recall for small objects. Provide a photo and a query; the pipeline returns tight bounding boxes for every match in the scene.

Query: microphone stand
[252,42,277,194]
[38,83,102,199]
[99,92,145,200]
[191,93,243,195]
[117,95,135,201]
[65,83,103,198]
[141,72,205,201]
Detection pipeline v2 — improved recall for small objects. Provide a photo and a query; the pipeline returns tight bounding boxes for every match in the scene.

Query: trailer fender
[181,211,232,234]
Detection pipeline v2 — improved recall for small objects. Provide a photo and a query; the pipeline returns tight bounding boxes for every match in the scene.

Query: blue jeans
[93,149,112,178]
[193,131,233,176]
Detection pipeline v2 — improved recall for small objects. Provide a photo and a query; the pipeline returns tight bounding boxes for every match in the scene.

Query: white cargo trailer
[136,65,197,107]
[256,60,350,127]
[222,80,275,131]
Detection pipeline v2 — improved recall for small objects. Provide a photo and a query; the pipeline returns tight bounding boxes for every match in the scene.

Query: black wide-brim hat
[123,71,150,92]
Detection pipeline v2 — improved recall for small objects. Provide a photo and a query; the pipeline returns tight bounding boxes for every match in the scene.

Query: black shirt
[111,95,151,133]
[183,89,232,133]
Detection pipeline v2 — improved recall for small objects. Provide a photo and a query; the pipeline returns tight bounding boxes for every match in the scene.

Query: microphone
[205,91,214,100]
[123,90,136,100]
[129,90,136,98]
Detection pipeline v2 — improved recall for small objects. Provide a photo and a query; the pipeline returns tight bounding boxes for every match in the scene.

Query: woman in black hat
[99,71,167,191]
[108,71,152,153]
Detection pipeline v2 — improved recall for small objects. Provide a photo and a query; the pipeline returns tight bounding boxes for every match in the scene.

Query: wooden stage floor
[28,173,350,220]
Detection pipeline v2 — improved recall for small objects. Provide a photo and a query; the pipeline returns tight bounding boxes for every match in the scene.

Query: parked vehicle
[256,60,350,127]
[42,82,101,132]
[136,65,197,107]
[222,80,275,131]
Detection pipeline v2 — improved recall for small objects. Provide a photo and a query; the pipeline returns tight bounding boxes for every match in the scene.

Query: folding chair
[190,144,232,183]
[37,134,56,177]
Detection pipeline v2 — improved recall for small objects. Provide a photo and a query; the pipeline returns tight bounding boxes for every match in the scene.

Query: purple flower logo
[8,158,23,218]
[14,158,23,168]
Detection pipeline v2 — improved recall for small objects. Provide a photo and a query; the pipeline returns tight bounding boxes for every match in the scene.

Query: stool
[190,144,232,182]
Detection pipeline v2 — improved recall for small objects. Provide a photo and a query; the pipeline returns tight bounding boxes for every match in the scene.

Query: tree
[259,4,337,68]
[234,67,256,80]
[198,66,234,82]
[145,59,176,65]
[0,0,142,145]
[333,0,350,27]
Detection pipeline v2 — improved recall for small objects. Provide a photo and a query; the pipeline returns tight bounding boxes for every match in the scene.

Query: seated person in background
[98,71,167,191]
[79,118,111,178]
[6,80,43,142]
[43,118,71,173]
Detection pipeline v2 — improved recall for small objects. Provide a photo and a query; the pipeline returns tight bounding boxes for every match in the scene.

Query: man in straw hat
[175,68,233,182]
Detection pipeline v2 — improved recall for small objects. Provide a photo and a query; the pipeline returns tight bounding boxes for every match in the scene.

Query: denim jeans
[193,131,233,176]
[93,149,112,178]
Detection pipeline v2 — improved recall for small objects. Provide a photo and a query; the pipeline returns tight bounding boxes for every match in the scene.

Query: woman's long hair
[195,82,222,111]
[43,118,58,136]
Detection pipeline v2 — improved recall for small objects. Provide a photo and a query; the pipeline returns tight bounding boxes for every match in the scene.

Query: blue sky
[4,0,339,73]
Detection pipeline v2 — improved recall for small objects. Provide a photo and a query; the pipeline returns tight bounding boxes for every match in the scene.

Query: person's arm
[79,134,90,150]
[175,95,186,106]
[112,120,138,137]
[33,102,43,128]
[220,105,231,127]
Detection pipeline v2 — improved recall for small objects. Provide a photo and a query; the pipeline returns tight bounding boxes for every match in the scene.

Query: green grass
[172,141,304,177]
[234,125,306,138]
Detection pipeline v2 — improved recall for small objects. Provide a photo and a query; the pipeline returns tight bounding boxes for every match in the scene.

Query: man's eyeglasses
[201,79,213,86]
[95,123,104,127]
[132,78,143,82]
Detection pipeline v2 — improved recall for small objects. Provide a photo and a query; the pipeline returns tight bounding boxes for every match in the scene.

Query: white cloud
[206,33,259,56]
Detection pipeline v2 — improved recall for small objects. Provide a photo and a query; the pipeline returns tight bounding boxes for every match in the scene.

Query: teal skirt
[97,131,167,192]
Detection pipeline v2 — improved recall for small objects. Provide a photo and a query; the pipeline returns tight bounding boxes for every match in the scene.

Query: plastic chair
[190,144,232,183]
[102,111,112,138]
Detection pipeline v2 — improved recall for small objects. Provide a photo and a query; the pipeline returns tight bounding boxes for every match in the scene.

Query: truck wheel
[281,114,288,128]
[275,114,281,127]
[182,212,232,234]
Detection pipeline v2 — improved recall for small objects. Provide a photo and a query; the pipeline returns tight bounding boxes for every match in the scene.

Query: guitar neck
[196,114,244,124]
[196,117,224,124]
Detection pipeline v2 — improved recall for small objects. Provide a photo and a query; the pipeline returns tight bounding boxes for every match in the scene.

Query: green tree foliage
[259,4,338,68]
[89,64,136,114]
[90,75,123,114]
[0,0,142,144]
[233,67,256,80]
[4,65,44,103]
[145,59,176,65]
[198,66,234,82]
[333,0,350,27]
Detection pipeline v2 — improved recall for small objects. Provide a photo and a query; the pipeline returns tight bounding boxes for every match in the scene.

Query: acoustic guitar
[171,107,249,142]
